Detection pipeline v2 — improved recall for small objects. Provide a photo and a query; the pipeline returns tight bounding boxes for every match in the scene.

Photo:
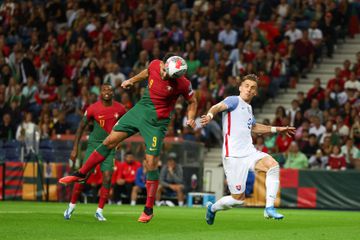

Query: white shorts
[223,151,269,194]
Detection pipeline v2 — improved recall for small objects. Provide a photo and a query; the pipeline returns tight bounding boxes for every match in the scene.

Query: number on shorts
[152,136,157,147]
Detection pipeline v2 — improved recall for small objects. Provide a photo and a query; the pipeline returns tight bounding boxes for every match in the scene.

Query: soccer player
[200,74,295,225]
[63,83,126,221]
[59,54,197,223]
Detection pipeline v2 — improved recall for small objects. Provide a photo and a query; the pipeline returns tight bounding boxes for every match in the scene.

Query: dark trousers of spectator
[113,182,134,204]
[324,38,334,58]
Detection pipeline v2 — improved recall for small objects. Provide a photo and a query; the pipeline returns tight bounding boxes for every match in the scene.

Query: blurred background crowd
[0,0,360,171]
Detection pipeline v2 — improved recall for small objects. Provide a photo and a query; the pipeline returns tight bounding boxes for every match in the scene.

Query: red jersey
[84,100,126,142]
[113,160,142,183]
[138,60,194,120]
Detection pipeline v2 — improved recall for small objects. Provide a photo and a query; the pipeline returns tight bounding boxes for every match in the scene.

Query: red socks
[70,183,84,204]
[79,151,106,174]
[145,180,159,209]
[98,186,110,209]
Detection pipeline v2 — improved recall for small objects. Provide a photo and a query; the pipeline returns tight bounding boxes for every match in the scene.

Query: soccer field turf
[0,202,359,240]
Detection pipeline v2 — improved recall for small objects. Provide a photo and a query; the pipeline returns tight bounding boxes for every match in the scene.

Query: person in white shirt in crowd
[284,20,303,43]
[218,21,238,48]
[308,20,323,63]
[287,99,301,126]
[309,116,326,140]
[341,138,359,169]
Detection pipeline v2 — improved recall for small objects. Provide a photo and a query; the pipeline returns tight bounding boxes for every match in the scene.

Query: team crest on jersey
[235,184,241,191]
[114,113,119,119]
[166,86,173,92]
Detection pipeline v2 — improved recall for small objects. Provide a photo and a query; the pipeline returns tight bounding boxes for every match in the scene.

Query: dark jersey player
[63,83,126,221]
[59,54,198,223]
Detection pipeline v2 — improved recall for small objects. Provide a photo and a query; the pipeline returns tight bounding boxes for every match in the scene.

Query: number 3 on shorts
[152,136,157,147]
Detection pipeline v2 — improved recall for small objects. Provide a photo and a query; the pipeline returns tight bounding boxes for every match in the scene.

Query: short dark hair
[240,74,259,85]
[102,81,113,88]
[162,52,176,62]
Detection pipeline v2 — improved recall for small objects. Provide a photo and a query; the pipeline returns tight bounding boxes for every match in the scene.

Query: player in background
[64,83,126,221]
[59,54,197,223]
[200,74,295,225]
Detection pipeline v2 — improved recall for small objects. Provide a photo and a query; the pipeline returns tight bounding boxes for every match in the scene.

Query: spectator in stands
[255,135,268,153]
[320,12,336,58]
[309,116,326,140]
[284,20,303,43]
[334,115,350,140]
[321,136,333,156]
[309,149,328,169]
[276,128,293,153]
[157,153,184,207]
[295,119,311,141]
[302,134,319,159]
[272,106,287,126]
[340,59,352,80]
[284,141,308,169]
[218,21,237,48]
[130,160,147,206]
[344,71,360,92]
[293,110,304,128]
[287,100,301,127]
[304,99,323,123]
[113,151,141,205]
[52,112,70,135]
[350,115,360,148]
[341,138,359,169]
[16,111,39,153]
[307,78,325,103]
[308,20,323,63]
[294,30,314,78]
[330,82,348,106]
[0,113,16,141]
[327,67,345,91]
[327,145,346,170]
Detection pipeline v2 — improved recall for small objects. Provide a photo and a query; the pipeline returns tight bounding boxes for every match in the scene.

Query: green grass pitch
[0,201,359,240]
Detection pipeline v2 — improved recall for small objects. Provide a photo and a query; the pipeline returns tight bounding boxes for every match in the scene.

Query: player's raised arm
[70,115,89,162]
[185,94,198,129]
[252,123,296,137]
[200,101,228,127]
[121,69,149,89]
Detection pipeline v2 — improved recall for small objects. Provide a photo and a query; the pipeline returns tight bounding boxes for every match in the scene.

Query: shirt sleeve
[223,96,239,112]
[181,78,194,101]
[83,105,93,123]
[148,59,161,76]
[252,115,256,126]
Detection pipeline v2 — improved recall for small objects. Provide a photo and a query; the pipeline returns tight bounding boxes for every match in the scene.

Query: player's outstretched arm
[70,119,88,162]
[185,94,198,129]
[252,123,296,137]
[200,102,228,127]
[121,69,149,89]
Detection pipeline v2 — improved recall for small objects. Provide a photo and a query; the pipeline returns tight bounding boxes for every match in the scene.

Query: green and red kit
[114,59,194,155]
[84,100,126,171]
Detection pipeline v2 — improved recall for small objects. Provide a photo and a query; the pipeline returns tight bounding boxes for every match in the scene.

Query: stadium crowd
[0,0,359,176]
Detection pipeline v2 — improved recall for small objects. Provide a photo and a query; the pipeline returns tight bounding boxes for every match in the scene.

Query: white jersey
[222,96,257,158]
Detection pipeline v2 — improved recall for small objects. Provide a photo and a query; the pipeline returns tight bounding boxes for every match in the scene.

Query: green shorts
[85,141,115,172]
[113,104,169,156]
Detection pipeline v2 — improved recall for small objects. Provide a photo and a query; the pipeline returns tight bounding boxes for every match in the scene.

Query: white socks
[178,201,184,207]
[211,196,244,212]
[69,203,76,210]
[130,200,136,206]
[96,207,103,213]
[265,165,280,208]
